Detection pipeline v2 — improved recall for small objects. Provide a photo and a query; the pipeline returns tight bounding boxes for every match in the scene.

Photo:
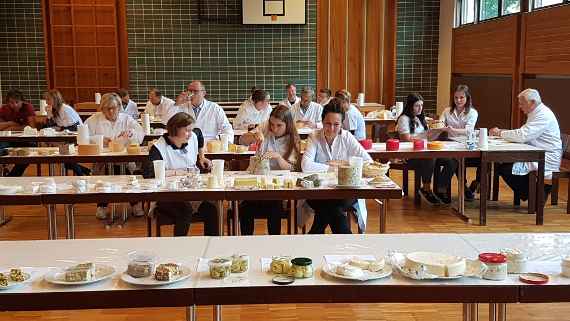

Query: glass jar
[290,257,313,278]
[270,256,292,275]
[479,253,507,281]
[126,251,156,278]
[230,254,249,273]
[209,257,232,279]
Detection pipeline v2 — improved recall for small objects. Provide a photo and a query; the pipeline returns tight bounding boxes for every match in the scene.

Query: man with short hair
[317,88,332,106]
[144,88,175,124]
[290,86,323,129]
[280,83,300,108]
[490,88,562,203]
[116,88,139,120]
[174,81,234,142]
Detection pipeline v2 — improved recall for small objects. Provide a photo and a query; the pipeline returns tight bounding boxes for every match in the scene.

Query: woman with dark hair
[143,112,218,236]
[233,88,272,130]
[396,93,440,205]
[437,84,480,201]
[302,98,372,234]
[239,105,301,235]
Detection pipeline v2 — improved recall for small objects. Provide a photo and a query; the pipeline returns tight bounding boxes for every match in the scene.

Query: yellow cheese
[127,144,141,154]
[207,140,222,153]
[77,144,100,155]
[110,140,126,153]
[228,144,237,152]
[233,177,259,188]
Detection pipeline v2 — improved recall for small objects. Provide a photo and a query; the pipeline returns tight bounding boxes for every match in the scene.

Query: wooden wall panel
[316,0,329,92]
[522,5,570,75]
[365,0,381,103]
[347,0,364,97]
[524,77,570,134]
[328,0,348,92]
[382,0,396,107]
[452,16,518,75]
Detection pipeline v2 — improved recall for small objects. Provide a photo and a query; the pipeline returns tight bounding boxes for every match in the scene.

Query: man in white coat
[144,88,176,124]
[490,88,562,203]
[290,87,323,129]
[280,83,300,108]
[174,81,234,142]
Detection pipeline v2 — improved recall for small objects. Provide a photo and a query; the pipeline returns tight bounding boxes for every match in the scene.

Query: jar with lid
[270,256,292,274]
[230,254,249,273]
[479,253,507,281]
[209,257,232,279]
[290,257,313,278]
[126,251,156,278]
[500,248,527,274]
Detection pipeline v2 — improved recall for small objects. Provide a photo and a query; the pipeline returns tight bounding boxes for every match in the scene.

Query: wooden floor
[1,169,569,320]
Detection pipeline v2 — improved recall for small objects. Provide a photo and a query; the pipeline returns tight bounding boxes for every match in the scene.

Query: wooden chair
[551,133,570,214]
[226,201,293,235]
[146,206,209,237]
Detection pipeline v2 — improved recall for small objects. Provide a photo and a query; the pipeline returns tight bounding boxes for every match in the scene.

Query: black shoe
[420,189,442,205]
[468,181,479,194]
[436,192,451,204]
[464,188,475,201]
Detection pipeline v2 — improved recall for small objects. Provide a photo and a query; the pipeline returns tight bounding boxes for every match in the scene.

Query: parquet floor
[1,168,569,320]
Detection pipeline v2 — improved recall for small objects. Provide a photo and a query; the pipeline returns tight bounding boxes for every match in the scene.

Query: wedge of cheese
[405,252,466,277]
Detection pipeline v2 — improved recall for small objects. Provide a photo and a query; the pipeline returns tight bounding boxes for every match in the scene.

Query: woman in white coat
[301,98,372,234]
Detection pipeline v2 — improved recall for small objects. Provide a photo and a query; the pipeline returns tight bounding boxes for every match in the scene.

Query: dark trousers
[434,158,458,194]
[307,199,356,234]
[3,142,34,176]
[156,201,219,236]
[239,200,283,235]
[464,158,481,183]
[406,158,435,185]
[497,163,531,200]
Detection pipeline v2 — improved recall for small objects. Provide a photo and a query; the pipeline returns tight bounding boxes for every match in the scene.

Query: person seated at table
[280,83,300,108]
[238,105,300,235]
[490,89,562,204]
[438,84,479,201]
[233,88,272,131]
[173,81,234,142]
[41,89,90,176]
[335,89,366,140]
[291,87,323,129]
[143,112,217,236]
[317,88,332,106]
[143,88,175,123]
[301,98,372,234]
[397,93,441,205]
[0,89,37,177]
[85,93,145,219]
[117,88,139,120]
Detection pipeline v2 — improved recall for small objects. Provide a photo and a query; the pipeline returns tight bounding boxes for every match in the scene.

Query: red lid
[478,253,507,264]
[519,273,549,285]
[387,139,399,143]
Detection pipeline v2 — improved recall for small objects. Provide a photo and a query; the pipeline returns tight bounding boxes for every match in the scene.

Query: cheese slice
[405,252,466,277]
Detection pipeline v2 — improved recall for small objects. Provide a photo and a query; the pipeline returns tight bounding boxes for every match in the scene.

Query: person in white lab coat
[85,93,145,219]
[490,89,562,203]
[117,88,139,120]
[290,87,323,129]
[173,81,234,142]
[144,88,175,123]
[317,88,332,106]
[280,83,300,107]
[233,88,272,130]
[335,89,366,140]
[301,98,372,234]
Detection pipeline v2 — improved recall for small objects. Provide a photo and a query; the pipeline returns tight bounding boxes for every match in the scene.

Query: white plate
[121,265,192,286]
[0,271,32,290]
[44,264,115,285]
[322,264,392,281]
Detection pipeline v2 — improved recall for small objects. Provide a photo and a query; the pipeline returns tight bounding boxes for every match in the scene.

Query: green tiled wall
[126,0,317,103]
[396,0,440,114]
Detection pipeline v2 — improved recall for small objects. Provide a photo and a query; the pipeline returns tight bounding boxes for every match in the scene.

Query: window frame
[531,0,570,10]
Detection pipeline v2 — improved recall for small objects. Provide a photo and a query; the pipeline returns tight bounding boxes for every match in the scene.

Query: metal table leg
[186,305,196,321]
[48,163,56,176]
[375,199,387,233]
[214,305,222,321]
[453,158,471,223]
[65,204,75,239]
[47,204,58,240]
[119,163,128,226]
[232,200,240,236]
[217,200,224,236]
[106,163,115,227]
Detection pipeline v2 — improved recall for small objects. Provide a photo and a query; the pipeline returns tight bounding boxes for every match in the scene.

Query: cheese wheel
[405,251,466,277]
[77,144,100,155]
[127,144,141,154]
[233,177,259,188]
[207,140,222,153]
[110,141,126,153]
[427,141,444,150]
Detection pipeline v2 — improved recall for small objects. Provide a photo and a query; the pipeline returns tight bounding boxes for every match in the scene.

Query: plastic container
[500,248,528,274]
[561,256,570,278]
[209,257,232,279]
[270,256,292,275]
[291,257,313,278]
[386,139,400,151]
[359,139,373,150]
[479,253,507,281]
[230,254,249,273]
[127,251,156,278]
[413,139,425,151]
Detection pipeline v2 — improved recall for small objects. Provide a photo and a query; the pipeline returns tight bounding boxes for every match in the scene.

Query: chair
[146,205,209,237]
[226,200,293,235]
[551,133,570,214]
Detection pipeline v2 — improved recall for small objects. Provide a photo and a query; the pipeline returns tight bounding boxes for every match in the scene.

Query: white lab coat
[85,112,144,144]
[51,104,82,128]
[299,129,373,231]
[233,99,272,130]
[291,101,323,128]
[280,96,300,108]
[175,99,234,142]
[500,103,562,179]
[121,99,139,120]
[144,96,175,123]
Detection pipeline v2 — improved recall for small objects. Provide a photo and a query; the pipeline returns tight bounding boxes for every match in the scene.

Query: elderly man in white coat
[290,87,323,129]
[490,88,562,203]
[144,88,176,124]
[85,93,145,219]
[172,81,234,142]
[280,83,300,108]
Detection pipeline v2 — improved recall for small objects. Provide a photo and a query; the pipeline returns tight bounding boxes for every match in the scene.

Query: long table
[1,233,569,321]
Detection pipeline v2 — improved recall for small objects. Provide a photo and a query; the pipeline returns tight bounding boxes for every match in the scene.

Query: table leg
[107,163,115,227]
[47,204,58,240]
[452,158,471,223]
[217,200,224,236]
[65,204,75,239]
[214,305,222,321]
[186,305,196,321]
[488,303,496,321]
[497,303,506,321]
[292,200,298,234]
[232,200,240,236]
[479,157,488,226]
[0,207,12,227]
[463,303,479,321]
[60,162,66,176]
[376,199,386,233]
[120,164,128,226]
[536,158,545,225]
[48,163,56,176]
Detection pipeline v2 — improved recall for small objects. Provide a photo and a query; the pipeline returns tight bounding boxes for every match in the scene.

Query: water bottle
[466,126,476,150]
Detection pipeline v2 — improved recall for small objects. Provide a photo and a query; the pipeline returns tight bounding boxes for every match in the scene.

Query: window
[461,0,476,24]
[502,0,521,14]
[532,0,564,9]
[480,0,499,20]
